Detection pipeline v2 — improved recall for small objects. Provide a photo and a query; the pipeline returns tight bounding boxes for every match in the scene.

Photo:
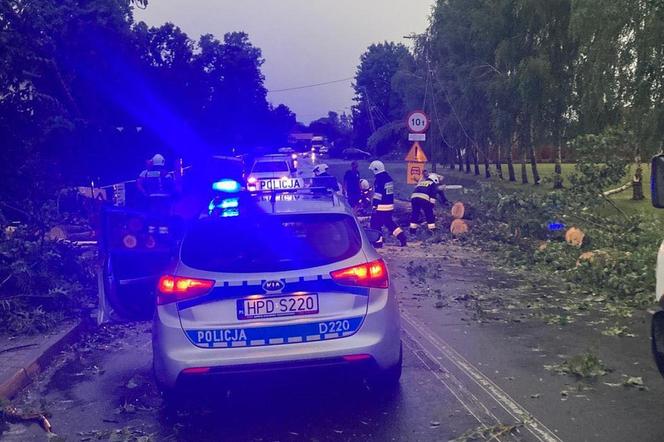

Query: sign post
[405,110,431,184]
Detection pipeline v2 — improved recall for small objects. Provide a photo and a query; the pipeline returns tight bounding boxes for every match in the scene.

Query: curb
[0,319,89,400]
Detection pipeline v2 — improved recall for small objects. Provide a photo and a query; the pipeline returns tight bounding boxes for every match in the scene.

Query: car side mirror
[364,228,382,244]
[652,154,664,208]
[652,311,664,377]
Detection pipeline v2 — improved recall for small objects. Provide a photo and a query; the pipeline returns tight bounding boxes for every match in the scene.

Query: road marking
[402,334,509,438]
[402,310,562,442]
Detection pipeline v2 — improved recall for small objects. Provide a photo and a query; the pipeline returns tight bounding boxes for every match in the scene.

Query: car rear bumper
[152,288,401,388]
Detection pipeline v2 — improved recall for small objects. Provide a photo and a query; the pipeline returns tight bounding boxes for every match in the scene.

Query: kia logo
[262,280,284,292]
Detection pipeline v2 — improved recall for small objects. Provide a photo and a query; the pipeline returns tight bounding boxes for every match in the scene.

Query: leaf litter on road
[604,376,648,391]
[545,352,609,378]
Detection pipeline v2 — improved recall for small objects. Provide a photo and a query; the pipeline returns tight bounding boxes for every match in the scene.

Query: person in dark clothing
[409,174,440,234]
[312,163,340,191]
[137,153,174,214]
[343,161,361,207]
[368,160,407,247]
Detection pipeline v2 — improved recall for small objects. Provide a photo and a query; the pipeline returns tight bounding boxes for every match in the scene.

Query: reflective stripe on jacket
[372,172,395,211]
[410,179,437,204]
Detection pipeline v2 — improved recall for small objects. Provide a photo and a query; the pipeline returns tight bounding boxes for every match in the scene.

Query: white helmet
[369,160,385,175]
[313,163,329,176]
[360,179,370,190]
[151,153,165,167]
[429,173,442,185]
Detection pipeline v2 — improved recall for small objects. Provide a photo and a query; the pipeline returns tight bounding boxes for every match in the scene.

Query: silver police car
[152,183,402,392]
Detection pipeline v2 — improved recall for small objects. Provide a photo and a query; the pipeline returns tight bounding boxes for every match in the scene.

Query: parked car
[247,155,301,192]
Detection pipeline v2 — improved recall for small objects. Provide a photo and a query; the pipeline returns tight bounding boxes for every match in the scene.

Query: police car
[152,180,403,393]
[247,154,301,192]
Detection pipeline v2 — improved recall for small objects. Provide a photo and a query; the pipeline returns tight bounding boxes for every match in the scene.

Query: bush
[0,215,96,335]
[465,182,661,305]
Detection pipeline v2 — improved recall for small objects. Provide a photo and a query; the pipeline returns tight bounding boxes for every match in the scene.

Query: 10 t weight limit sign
[407,110,430,134]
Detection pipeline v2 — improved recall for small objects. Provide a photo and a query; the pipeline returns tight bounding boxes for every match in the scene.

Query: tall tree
[352,42,413,147]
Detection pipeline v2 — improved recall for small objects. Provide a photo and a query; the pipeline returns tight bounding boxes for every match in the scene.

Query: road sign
[406,142,428,184]
[407,163,426,184]
[408,133,426,142]
[405,142,428,162]
[407,110,430,133]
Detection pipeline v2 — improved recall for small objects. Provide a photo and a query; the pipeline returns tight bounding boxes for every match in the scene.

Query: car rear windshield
[252,161,289,173]
[180,214,362,273]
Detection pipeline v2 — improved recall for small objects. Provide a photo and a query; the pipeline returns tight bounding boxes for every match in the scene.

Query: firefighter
[409,173,440,234]
[369,160,407,247]
[429,173,450,207]
[312,163,340,191]
[137,153,175,214]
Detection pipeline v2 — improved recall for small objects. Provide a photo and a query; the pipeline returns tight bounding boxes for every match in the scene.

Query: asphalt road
[6,241,664,441]
[4,156,664,441]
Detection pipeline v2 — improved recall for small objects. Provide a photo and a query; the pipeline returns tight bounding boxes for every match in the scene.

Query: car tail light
[343,354,372,362]
[330,259,389,289]
[182,367,211,375]
[157,275,215,305]
[122,234,137,249]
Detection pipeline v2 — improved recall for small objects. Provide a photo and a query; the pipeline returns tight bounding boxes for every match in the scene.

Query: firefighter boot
[397,231,408,247]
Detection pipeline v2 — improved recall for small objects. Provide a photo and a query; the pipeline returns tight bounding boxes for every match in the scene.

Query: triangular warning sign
[405,142,428,162]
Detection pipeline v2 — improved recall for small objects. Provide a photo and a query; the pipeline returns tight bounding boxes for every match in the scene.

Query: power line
[267,77,354,93]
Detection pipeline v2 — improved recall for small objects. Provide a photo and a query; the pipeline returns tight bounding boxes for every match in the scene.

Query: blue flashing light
[221,208,239,217]
[220,198,239,209]
[208,198,240,217]
[548,222,566,231]
[212,179,241,193]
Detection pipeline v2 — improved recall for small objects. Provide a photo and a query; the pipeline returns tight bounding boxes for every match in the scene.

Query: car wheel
[367,343,402,392]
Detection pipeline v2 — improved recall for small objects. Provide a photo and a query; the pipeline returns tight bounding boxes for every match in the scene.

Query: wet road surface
[2,320,483,441]
[4,161,664,441]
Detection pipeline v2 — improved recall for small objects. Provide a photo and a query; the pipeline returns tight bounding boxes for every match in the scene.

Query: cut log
[576,249,611,267]
[565,227,585,247]
[450,219,469,236]
[450,201,474,220]
[451,202,465,219]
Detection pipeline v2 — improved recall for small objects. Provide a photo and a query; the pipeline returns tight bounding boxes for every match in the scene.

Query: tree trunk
[456,146,463,171]
[464,148,471,174]
[495,144,504,179]
[442,142,450,169]
[553,140,563,189]
[632,157,644,200]
[529,147,540,185]
[521,150,529,184]
[528,123,540,185]
[484,147,491,178]
[507,140,516,182]
[473,145,480,175]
